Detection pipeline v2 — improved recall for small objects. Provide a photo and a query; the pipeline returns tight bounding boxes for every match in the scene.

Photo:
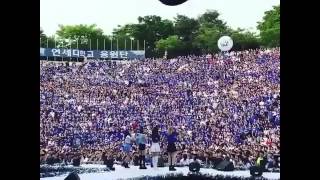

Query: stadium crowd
[40,48,280,171]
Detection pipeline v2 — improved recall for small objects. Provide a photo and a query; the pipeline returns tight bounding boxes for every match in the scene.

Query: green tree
[40,27,46,38]
[174,15,199,41]
[40,28,56,48]
[173,15,200,55]
[56,24,107,50]
[113,15,174,57]
[113,24,143,51]
[192,10,230,54]
[112,24,137,50]
[198,10,227,31]
[136,16,174,56]
[40,27,46,47]
[193,26,223,53]
[257,5,280,47]
[42,8,273,57]
[230,28,260,51]
[156,35,184,57]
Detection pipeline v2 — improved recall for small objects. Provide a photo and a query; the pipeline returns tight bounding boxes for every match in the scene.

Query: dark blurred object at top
[159,0,188,6]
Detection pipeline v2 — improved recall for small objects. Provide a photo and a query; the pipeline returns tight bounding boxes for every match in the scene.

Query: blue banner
[40,48,145,60]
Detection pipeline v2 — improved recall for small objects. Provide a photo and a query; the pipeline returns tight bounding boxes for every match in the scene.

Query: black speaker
[64,172,80,180]
[250,166,263,177]
[72,158,81,167]
[159,0,188,6]
[216,160,234,171]
[189,161,201,173]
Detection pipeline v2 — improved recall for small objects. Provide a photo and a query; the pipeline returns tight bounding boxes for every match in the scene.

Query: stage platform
[40,164,280,180]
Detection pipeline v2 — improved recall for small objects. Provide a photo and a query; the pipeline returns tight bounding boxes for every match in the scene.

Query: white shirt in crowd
[82,157,88,163]
[180,158,191,166]
[124,135,131,144]
[77,105,82,112]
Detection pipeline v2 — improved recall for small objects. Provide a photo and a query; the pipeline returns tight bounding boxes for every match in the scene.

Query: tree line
[40,5,279,58]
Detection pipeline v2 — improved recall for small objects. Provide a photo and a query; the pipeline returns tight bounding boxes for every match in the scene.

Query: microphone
[159,0,188,6]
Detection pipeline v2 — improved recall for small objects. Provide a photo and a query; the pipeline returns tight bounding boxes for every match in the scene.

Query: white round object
[217,36,233,51]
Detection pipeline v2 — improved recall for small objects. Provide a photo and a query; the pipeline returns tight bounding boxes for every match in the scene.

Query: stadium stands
[40,48,280,171]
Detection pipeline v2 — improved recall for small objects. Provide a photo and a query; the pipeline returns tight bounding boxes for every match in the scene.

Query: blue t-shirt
[136,133,146,145]
[167,132,178,144]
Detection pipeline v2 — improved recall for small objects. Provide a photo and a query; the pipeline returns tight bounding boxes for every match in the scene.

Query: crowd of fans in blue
[40,48,280,171]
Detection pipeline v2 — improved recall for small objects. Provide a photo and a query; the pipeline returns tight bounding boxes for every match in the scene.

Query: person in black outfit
[167,126,178,171]
[103,152,115,171]
[46,153,55,165]
[133,152,140,166]
[72,153,81,167]
[136,127,147,169]
[212,152,223,168]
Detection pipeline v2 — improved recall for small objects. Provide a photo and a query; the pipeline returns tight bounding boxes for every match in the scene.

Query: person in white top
[179,153,191,166]
[122,131,132,168]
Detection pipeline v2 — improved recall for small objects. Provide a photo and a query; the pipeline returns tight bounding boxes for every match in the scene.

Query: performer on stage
[136,127,147,169]
[150,125,161,169]
[122,130,132,168]
[167,126,178,171]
